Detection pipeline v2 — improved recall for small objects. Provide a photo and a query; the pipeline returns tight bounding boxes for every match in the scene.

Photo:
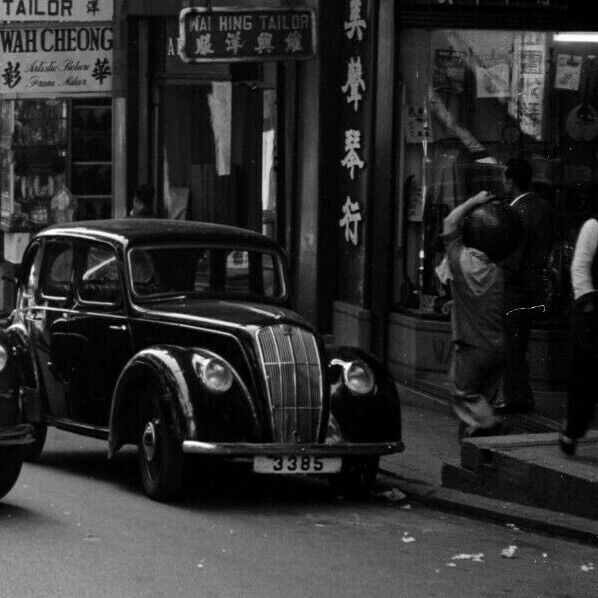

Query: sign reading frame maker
[0,23,113,96]
[178,6,316,63]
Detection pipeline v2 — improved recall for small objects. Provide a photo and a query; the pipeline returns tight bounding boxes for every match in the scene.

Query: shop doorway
[153,77,278,237]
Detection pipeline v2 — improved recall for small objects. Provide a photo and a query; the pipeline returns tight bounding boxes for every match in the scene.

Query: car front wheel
[0,447,23,500]
[330,456,379,497]
[138,403,184,502]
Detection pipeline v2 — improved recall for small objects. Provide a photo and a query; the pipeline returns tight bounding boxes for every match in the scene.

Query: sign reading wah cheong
[179,7,316,63]
[0,24,113,95]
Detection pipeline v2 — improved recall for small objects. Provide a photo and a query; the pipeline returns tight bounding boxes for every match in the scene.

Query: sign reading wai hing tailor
[178,7,316,63]
[0,0,113,22]
[0,24,113,96]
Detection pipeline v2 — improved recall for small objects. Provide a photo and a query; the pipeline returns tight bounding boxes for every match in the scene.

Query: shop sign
[398,0,559,7]
[338,0,369,249]
[0,0,112,22]
[178,7,316,63]
[0,23,113,96]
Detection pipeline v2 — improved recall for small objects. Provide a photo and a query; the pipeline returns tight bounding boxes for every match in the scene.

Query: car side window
[79,243,121,305]
[39,242,74,300]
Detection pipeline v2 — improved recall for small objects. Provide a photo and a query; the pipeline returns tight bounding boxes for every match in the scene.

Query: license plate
[253,455,342,474]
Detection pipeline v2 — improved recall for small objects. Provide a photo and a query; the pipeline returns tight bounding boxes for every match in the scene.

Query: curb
[378,470,598,547]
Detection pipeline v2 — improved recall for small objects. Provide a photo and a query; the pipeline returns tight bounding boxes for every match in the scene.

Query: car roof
[37,218,281,251]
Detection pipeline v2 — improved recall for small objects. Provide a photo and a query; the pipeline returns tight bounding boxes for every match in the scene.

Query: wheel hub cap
[142,420,159,462]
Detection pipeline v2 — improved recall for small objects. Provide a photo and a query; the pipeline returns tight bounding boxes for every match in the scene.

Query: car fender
[108,345,257,458]
[0,328,22,427]
[325,345,402,443]
[6,321,44,422]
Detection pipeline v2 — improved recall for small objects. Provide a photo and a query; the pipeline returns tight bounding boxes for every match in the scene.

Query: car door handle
[109,324,127,331]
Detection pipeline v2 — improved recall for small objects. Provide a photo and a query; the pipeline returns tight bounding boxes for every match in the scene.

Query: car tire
[22,423,47,462]
[0,447,23,500]
[137,400,184,502]
[330,456,379,497]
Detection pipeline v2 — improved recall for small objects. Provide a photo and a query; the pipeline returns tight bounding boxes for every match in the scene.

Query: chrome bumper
[181,440,404,457]
[0,423,34,446]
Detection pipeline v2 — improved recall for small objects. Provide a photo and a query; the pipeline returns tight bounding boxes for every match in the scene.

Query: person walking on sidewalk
[560,216,598,456]
[439,191,522,438]
[497,158,554,415]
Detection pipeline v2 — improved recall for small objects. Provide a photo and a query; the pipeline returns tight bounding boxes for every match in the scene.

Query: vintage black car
[4,220,403,501]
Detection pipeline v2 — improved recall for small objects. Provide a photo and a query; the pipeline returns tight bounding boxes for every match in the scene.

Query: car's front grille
[255,325,323,443]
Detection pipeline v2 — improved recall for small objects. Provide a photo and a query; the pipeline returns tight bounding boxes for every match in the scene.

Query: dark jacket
[502,192,554,310]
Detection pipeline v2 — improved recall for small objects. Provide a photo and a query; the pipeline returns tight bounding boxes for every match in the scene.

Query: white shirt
[571,218,598,300]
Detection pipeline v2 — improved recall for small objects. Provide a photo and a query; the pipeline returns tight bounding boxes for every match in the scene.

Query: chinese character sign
[179,8,316,62]
[338,0,368,248]
[342,56,366,111]
[0,24,113,96]
[339,196,362,246]
[341,129,365,180]
[344,0,367,41]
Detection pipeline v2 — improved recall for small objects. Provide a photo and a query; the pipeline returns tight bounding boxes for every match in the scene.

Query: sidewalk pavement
[379,383,598,546]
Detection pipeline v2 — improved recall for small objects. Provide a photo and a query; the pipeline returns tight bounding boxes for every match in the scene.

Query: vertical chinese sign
[337,0,371,305]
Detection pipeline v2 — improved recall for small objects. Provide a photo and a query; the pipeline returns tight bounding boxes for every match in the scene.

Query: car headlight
[194,356,233,394]
[0,345,8,373]
[343,360,375,396]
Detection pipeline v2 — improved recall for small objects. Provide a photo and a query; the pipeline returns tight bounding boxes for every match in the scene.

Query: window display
[0,98,112,231]
[396,28,598,321]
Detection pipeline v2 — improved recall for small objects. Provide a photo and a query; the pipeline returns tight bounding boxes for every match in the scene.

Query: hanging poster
[555,54,582,91]
[508,32,547,141]
[405,106,432,144]
[432,49,466,94]
[475,62,510,98]
[0,24,113,96]
[0,0,113,22]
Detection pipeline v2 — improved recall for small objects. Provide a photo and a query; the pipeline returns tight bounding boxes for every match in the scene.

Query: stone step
[442,432,598,521]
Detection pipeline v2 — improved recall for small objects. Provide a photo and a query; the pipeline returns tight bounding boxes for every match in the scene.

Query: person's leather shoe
[558,434,577,456]
[493,399,534,415]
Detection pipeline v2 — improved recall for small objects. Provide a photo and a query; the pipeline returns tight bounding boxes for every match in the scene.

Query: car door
[27,239,75,419]
[66,240,134,427]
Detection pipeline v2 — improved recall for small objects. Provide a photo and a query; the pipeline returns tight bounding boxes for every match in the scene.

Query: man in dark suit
[497,158,554,414]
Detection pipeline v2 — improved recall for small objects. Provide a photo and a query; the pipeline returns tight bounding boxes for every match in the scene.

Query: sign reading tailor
[0,0,113,22]
[178,7,316,63]
[0,24,113,95]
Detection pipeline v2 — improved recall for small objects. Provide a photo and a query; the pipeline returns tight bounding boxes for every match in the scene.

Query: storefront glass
[396,28,598,321]
[0,98,112,231]
[159,67,278,237]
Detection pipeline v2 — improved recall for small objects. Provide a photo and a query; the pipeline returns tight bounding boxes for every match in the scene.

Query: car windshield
[128,245,286,302]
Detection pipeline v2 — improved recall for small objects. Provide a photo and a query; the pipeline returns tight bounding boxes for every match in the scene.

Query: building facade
[332,0,598,418]
[0,1,115,303]
[2,1,597,421]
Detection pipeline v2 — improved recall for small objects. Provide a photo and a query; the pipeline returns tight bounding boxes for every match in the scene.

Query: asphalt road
[1,428,597,598]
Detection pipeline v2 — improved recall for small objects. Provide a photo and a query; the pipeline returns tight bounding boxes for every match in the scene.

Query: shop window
[0,98,112,232]
[396,28,598,322]
[159,63,278,238]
